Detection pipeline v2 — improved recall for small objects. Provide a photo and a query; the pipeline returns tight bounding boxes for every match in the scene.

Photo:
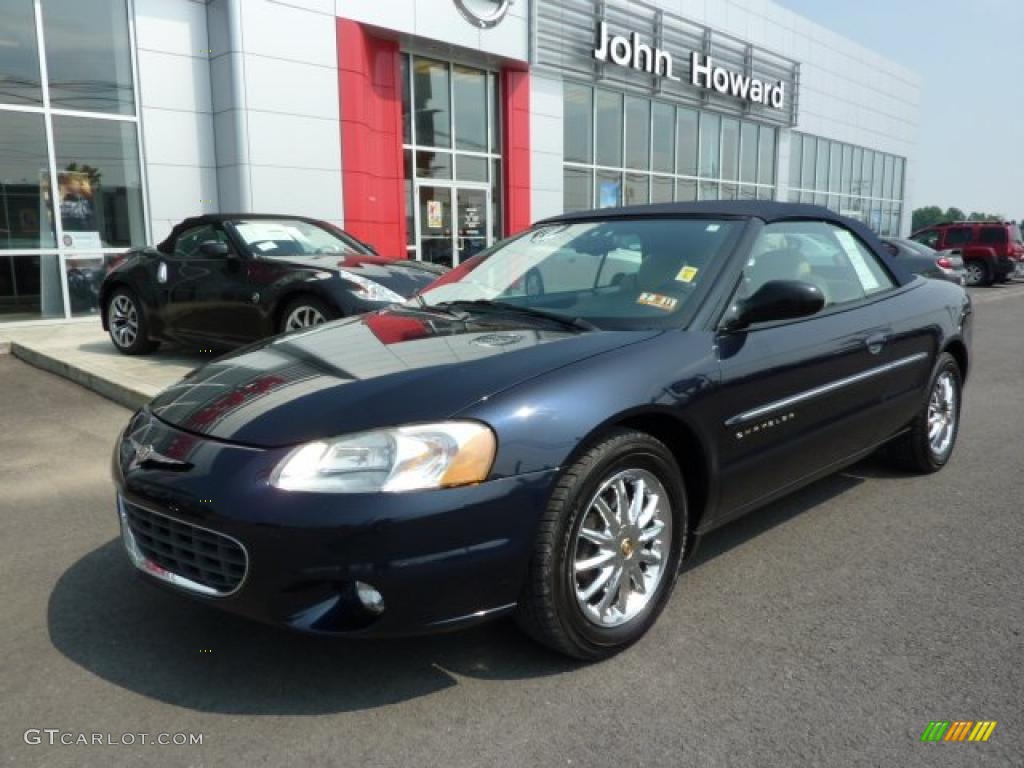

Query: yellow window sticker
[676,266,699,283]
[637,292,679,311]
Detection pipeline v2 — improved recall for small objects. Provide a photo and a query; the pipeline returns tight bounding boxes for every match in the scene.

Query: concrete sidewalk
[0,322,206,410]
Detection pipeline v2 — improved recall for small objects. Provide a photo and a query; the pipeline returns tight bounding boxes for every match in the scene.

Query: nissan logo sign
[454,0,513,29]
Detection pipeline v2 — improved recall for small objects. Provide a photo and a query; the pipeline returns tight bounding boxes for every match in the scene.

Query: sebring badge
[454,0,512,28]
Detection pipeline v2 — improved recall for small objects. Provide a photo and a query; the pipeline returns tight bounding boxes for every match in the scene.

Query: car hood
[148,307,658,447]
[269,254,440,298]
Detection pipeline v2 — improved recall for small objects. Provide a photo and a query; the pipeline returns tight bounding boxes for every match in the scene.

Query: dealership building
[0,0,920,324]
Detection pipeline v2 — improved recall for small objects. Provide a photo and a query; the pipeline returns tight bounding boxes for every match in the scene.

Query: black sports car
[112,202,971,659]
[100,214,447,354]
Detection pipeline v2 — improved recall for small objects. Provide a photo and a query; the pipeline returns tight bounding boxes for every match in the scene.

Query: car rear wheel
[106,288,158,355]
[880,352,962,473]
[964,261,991,287]
[280,296,337,333]
[516,429,687,660]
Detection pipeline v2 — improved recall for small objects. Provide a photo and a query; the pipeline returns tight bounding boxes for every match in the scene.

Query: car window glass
[231,219,363,258]
[944,227,973,247]
[743,221,894,309]
[911,230,940,249]
[978,227,1007,245]
[416,218,740,330]
[174,225,225,259]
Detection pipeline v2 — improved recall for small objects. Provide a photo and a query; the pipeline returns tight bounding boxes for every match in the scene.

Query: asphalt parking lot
[2,283,1022,768]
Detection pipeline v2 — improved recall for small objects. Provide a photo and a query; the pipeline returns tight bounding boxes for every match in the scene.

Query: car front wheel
[106,288,158,355]
[280,296,337,333]
[516,429,687,660]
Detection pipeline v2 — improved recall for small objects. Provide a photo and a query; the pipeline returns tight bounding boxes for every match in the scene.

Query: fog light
[355,581,385,614]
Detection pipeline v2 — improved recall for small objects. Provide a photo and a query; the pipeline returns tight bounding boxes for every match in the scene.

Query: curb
[0,341,10,355]
[11,342,151,411]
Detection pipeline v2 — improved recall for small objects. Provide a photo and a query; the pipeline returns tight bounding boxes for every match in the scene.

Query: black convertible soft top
[156,213,351,255]
[536,201,913,286]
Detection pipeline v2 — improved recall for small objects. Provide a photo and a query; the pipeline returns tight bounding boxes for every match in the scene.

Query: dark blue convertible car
[112,202,971,659]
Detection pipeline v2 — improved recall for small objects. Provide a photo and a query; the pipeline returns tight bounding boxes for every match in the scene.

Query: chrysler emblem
[128,439,189,470]
[454,0,512,28]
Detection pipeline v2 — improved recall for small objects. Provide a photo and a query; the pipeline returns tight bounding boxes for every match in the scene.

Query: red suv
[910,221,1023,286]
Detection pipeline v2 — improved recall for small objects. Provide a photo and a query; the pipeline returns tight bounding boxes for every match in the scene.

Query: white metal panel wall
[134,0,217,244]
[206,0,343,226]
[337,0,529,62]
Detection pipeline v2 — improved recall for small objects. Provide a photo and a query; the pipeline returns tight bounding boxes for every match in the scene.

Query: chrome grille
[119,499,247,596]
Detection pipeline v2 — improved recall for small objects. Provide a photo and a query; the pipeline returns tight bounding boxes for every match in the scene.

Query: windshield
[413,218,741,329]
[229,219,366,258]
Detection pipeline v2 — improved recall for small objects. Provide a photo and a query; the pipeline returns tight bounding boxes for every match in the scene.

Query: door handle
[865,333,888,355]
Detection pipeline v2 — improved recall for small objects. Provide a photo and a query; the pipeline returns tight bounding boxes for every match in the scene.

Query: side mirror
[200,240,231,257]
[723,280,825,331]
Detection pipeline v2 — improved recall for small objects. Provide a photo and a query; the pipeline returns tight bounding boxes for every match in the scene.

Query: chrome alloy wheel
[927,370,957,457]
[284,305,327,330]
[109,294,139,349]
[572,468,673,627]
[965,263,985,286]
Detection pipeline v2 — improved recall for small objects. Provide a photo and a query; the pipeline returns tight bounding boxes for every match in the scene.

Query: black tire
[516,429,687,660]
[964,260,992,287]
[106,287,158,355]
[278,296,338,334]
[880,352,962,473]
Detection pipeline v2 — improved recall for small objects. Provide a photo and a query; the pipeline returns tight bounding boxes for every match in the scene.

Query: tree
[911,206,944,232]
[944,207,965,222]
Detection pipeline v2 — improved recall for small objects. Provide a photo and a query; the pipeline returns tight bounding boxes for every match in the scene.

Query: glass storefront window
[676,108,698,177]
[42,0,135,115]
[400,55,411,144]
[0,111,56,249]
[456,154,488,182]
[563,83,593,164]
[841,144,853,196]
[720,118,739,181]
[801,136,815,192]
[453,65,487,152]
[415,150,452,179]
[651,102,674,174]
[595,89,623,167]
[488,72,500,152]
[828,143,841,195]
[624,96,650,170]
[624,173,649,205]
[564,166,592,212]
[52,116,145,248]
[596,170,621,207]
[698,112,720,178]
[651,175,673,203]
[872,152,884,198]
[413,58,451,148]
[788,132,802,189]
[0,0,43,106]
[758,126,776,186]
[815,138,829,192]
[675,178,697,201]
[0,254,63,321]
[739,122,757,184]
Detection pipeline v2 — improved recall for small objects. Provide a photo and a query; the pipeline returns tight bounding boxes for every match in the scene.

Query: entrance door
[416,184,491,268]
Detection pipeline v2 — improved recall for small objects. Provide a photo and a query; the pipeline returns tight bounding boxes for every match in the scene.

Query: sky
[774,0,1024,219]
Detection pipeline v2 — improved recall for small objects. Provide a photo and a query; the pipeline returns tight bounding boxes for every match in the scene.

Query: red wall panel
[337,19,407,258]
[501,68,531,236]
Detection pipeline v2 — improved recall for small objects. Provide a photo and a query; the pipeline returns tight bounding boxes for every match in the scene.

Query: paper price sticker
[676,266,699,283]
[637,292,679,311]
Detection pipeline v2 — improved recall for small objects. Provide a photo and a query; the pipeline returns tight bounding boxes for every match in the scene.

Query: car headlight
[339,270,404,303]
[270,421,497,493]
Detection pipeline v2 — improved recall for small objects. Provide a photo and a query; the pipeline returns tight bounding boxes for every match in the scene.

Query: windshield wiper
[433,300,597,332]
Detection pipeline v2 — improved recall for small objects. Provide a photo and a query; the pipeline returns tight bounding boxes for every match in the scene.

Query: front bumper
[112,411,556,636]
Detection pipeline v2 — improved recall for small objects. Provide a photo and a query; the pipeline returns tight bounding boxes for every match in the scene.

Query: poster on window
[427,200,443,229]
[58,169,101,243]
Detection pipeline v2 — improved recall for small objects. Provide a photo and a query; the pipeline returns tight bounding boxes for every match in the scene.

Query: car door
[165,224,259,346]
[708,220,899,519]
